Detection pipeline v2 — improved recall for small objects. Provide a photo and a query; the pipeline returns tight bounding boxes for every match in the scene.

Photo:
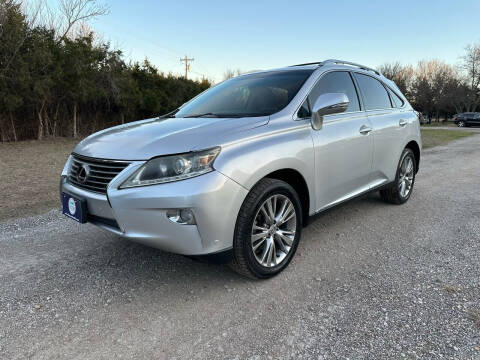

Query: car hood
[73,116,269,160]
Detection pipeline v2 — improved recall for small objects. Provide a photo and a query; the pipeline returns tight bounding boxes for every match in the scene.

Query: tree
[223,68,242,80]
[461,43,480,112]
[378,62,414,98]
[51,0,108,42]
[408,60,462,121]
[0,0,28,141]
[0,0,210,142]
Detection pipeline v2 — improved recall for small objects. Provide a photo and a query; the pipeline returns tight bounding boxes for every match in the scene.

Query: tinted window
[175,70,313,118]
[297,100,310,118]
[308,71,360,113]
[388,88,404,108]
[355,73,391,110]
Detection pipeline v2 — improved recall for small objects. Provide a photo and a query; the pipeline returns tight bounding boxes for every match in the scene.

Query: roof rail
[322,59,382,76]
[290,62,323,67]
[289,59,382,76]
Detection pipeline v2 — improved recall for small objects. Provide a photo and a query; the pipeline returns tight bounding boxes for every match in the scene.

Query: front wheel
[380,148,416,205]
[230,178,302,279]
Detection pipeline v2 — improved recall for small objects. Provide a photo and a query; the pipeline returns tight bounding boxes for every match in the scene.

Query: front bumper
[61,161,248,255]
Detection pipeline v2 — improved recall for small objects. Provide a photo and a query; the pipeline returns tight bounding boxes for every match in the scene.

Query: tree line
[0,0,210,142]
[378,44,480,122]
[1,0,479,142]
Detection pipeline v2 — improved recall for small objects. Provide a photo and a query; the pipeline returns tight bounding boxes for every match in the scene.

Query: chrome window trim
[322,110,371,125]
[386,86,406,109]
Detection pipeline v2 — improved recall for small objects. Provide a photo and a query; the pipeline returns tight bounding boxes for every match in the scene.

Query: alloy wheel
[250,194,297,267]
[398,155,414,198]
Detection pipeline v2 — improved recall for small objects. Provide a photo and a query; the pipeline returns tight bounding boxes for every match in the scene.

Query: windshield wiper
[184,112,270,118]
[158,109,179,118]
[184,112,222,118]
[218,113,270,118]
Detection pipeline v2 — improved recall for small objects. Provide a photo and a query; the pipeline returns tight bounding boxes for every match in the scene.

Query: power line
[180,55,194,79]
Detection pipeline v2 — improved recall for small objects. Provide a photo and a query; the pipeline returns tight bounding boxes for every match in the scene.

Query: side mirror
[311,93,349,130]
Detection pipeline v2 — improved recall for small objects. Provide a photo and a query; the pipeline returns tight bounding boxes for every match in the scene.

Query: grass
[0,128,477,222]
[0,138,78,222]
[421,121,456,127]
[421,129,477,149]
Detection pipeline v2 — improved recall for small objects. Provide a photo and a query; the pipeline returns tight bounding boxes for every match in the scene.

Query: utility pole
[180,55,194,79]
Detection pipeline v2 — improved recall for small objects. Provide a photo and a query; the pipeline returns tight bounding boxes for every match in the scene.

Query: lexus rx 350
[60,59,421,278]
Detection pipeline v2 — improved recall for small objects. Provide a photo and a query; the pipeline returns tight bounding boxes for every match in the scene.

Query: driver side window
[297,71,360,119]
[312,71,361,112]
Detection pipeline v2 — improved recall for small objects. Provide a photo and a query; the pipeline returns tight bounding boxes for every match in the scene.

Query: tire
[230,178,302,279]
[380,148,416,205]
[458,121,465,127]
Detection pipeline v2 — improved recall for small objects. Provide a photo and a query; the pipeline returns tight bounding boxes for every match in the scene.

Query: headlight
[119,147,220,188]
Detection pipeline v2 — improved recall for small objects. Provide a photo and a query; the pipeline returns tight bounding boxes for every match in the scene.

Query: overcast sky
[91,0,480,83]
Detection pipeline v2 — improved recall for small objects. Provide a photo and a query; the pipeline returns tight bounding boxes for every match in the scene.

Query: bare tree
[56,0,108,41]
[22,0,46,27]
[223,68,242,81]
[19,0,108,41]
[378,62,414,97]
[410,60,461,121]
[461,43,480,112]
[75,21,93,37]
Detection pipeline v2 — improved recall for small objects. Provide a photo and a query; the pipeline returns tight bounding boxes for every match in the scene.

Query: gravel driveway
[1,135,479,359]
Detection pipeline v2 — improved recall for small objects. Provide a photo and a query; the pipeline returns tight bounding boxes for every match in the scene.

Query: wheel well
[264,169,310,225]
[406,141,420,172]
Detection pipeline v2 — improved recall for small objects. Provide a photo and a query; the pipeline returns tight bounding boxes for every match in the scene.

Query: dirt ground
[0,138,78,221]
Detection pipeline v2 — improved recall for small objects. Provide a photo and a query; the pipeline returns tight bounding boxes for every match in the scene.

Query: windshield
[175,70,314,118]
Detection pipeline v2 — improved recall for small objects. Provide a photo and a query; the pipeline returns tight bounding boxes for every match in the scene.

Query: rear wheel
[380,148,416,205]
[230,178,302,279]
[458,120,466,127]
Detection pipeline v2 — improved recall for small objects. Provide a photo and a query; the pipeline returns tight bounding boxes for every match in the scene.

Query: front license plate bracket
[62,192,87,223]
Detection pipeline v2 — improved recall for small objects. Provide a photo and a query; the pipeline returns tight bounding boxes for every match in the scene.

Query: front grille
[68,155,130,194]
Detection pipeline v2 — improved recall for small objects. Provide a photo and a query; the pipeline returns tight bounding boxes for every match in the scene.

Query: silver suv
[60,59,421,278]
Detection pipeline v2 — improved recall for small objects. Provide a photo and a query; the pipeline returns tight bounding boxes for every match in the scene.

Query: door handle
[399,119,408,127]
[359,125,372,135]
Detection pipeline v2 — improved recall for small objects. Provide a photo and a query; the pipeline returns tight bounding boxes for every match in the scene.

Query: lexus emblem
[77,164,90,184]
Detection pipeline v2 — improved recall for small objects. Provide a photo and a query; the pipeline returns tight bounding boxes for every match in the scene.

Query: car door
[353,72,409,186]
[473,113,480,126]
[299,71,374,211]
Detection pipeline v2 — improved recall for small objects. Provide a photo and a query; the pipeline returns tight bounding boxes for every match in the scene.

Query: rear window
[355,73,392,110]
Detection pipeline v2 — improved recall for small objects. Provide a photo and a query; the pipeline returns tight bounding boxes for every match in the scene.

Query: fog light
[166,209,196,225]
